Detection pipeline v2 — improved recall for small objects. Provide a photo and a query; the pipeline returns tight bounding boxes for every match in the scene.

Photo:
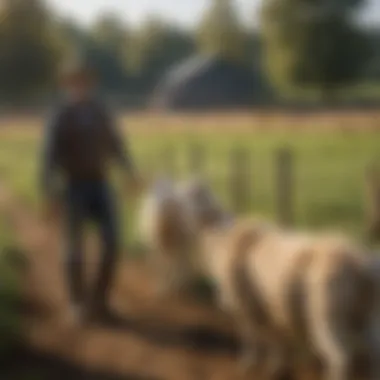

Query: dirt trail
[1,183,342,380]
[0,185,257,380]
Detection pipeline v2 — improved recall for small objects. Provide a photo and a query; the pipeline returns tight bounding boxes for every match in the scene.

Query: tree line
[0,0,379,105]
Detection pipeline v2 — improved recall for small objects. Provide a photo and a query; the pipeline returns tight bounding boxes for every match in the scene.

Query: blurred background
[0,1,380,379]
[0,0,379,109]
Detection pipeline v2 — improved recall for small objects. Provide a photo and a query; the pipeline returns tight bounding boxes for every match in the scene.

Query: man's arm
[40,108,61,198]
[105,108,137,178]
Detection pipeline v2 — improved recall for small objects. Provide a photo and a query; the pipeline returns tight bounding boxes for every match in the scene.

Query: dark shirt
[41,99,136,196]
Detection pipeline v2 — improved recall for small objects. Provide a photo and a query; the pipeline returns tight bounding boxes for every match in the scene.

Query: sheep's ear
[152,175,175,196]
[178,175,209,194]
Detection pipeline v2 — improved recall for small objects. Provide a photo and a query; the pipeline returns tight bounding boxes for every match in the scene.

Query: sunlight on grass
[0,117,379,247]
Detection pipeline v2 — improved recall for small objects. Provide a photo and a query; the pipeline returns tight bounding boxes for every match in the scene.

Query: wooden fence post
[365,163,380,241]
[275,147,295,226]
[188,142,205,176]
[142,151,155,180]
[229,146,251,215]
[160,144,177,178]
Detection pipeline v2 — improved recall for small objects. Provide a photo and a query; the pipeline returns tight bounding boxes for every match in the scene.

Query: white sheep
[139,177,198,295]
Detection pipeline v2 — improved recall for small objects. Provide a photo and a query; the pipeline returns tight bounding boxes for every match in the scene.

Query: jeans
[64,180,119,308]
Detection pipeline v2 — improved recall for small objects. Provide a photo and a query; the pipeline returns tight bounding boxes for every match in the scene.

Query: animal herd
[139,177,380,380]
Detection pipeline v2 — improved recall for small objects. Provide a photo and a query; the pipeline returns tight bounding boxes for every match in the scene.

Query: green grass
[0,214,23,356]
[0,126,380,246]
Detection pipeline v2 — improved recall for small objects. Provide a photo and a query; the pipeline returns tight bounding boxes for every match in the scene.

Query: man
[41,58,140,323]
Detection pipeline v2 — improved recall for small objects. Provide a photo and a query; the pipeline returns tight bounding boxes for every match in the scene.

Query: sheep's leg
[157,266,184,296]
[148,250,177,297]
[152,250,193,297]
[312,323,349,380]
[265,338,290,379]
[368,311,380,380]
[235,316,267,375]
[216,286,264,374]
[239,341,263,375]
[308,290,351,380]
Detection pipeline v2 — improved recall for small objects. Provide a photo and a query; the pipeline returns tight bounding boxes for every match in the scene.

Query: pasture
[0,111,380,379]
[0,112,380,244]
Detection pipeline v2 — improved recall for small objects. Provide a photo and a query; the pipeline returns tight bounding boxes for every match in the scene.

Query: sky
[47,0,380,28]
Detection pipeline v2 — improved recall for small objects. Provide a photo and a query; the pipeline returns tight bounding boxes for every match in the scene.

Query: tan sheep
[177,179,378,380]
[140,178,379,380]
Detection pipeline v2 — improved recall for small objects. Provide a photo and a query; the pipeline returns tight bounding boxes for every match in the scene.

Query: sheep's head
[178,178,229,230]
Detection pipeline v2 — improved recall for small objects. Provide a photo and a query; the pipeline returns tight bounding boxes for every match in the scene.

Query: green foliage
[127,16,194,93]
[88,13,130,91]
[261,0,371,95]
[197,0,249,63]
[56,19,90,56]
[366,28,380,80]
[0,0,62,101]
[92,13,128,54]
[57,13,131,92]
[0,0,377,102]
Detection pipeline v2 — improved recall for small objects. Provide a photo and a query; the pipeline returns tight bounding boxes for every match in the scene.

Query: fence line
[365,163,380,241]
[161,144,177,177]
[155,143,297,224]
[153,143,380,241]
[228,146,252,215]
[275,147,295,227]
[188,142,206,176]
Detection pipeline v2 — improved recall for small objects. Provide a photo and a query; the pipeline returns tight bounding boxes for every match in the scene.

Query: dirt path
[0,185,256,380]
[1,181,374,380]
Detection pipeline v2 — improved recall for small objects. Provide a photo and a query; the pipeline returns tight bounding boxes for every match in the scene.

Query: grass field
[0,211,22,356]
[0,112,380,246]
[0,111,380,380]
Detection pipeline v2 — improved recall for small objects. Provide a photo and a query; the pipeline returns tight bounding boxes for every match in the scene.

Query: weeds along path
[0,183,256,380]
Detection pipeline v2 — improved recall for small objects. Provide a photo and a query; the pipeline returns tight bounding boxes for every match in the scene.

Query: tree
[0,0,61,101]
[89,13,130,90]
[127,16,194,93]
[56,19,91,57]
[92,13,129,56]
[366,28,380,81]
[197,0,248,63]
[261,0,371,96]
